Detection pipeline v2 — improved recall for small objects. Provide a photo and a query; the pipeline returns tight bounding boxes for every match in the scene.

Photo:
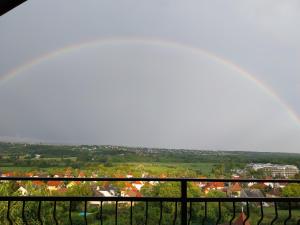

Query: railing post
[181,180,187,225]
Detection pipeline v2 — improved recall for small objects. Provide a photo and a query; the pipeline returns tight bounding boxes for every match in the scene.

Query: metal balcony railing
[1,177,300,225]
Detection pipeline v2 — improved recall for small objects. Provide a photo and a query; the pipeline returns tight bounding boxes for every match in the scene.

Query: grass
[32,157,77,161]
[0,166,38,172]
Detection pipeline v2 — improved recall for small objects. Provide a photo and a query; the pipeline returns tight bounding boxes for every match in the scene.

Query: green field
[114,162,215,176]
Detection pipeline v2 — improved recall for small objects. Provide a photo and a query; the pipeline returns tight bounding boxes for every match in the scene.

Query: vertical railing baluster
[229,202,235,225]
[69,201,73,225]
[188,202,192,225]
[159,201,163,225]
[38,201,43,225]
[181,180,187,225]
[53,201,58,225]
[100,201,103,225]
[216,201,221,225]
[243,202,249,225]
[84,200,88,225]
[173,202,178,225]
[7,201,13,225]
[130,201,133,225]
[145,201,148,225]
[284,202,292,225]
[257,202,264,225]
[271,202,278,225]
[202,202,207,225]
[22,200,28,225]
[115,201,118,225]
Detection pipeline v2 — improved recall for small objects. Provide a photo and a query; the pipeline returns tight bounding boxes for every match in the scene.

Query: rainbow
[1,36,299,124]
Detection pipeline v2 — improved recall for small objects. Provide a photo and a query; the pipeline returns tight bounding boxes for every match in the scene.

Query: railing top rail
[0,196,299,202]
[1,176,300,183]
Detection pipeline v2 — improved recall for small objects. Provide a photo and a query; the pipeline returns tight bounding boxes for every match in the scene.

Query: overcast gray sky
[0,0,300,152]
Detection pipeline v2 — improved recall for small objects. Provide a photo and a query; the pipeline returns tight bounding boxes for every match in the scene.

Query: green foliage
[282,184,300,197]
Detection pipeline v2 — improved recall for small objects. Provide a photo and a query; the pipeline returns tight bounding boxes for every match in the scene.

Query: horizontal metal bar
[1,176,300,183]
[0,196,300,202]
[188,197,300,202]
[0,196,182,202]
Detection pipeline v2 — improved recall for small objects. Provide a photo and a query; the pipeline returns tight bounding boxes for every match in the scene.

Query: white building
[248,163,299,178]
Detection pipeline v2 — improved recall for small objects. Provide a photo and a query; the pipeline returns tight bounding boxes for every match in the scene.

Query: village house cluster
[197,173,289,201]
[1,169,291,201]
[0,170,149,201]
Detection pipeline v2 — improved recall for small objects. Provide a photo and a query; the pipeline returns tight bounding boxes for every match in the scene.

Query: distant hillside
[1,142,300,168]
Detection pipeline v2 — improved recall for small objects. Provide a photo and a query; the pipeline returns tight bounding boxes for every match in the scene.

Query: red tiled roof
[2,172,14,177]
[231,183,242,192]
[47,181,63,187]
[78,171,85,177]
[206,182,224,189]
[125,190,142,197]
[215,182,224,187]
[32,181,44,186]
[233,212,251,225]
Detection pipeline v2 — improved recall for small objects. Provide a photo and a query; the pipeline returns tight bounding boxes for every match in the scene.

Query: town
[1,162,299,199]
[1,142,300,224]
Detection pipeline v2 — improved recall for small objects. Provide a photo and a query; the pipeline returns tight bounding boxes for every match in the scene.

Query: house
[17,186,28,196]
[47,181,64,191]
[263,177,274,188]
[25,172,34,177]
[232,212,251,225]
[219,212,251,225]
[32,180,44,187]
[275,182,287,188]
[247,163,299,178]
[121,189,142,206]
[231,174,240,179]
[99,190,115,197]
[196,176,207,188]
[266,188,281,198]
[247,182,256,187]
[149,181,159,186]
[66,181,81,188]
[241,189,264,198]
[93,185,117,197]
[53,174,63,178]
[132,181,144,191]
[123,189,142,198]
[90,187,117,205]
[64,168,73,178]
[229,183,242,197]
[78,171,86,178]
[1,172,14,177]
[203,182,225,194]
